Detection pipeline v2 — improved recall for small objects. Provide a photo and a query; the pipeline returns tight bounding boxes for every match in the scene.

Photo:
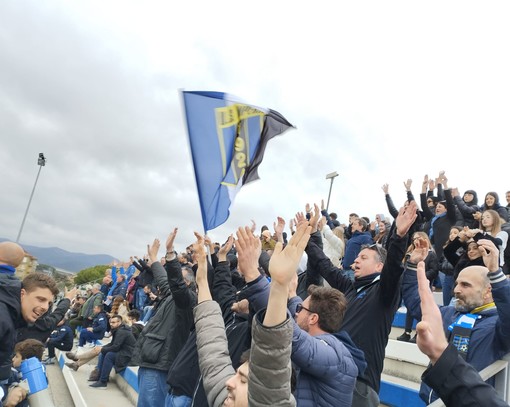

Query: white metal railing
[428,353,510,406]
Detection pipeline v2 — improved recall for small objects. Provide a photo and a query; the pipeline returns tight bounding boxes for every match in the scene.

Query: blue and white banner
[181,91,294,232]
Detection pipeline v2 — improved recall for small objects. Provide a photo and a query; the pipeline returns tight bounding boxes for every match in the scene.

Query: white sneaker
[104,332,112,338]
[83,342,95,349]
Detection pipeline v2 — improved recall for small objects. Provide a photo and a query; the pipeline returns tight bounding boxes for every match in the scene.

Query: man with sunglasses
[288,285,358,406]
[304,201,419,407]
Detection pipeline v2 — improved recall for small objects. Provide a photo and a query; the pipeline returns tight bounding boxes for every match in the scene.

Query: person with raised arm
[132,229,196,407]
[304,201,418,407]
[402,234,510,404]
[415,259,508,407]
[195,223,311,407]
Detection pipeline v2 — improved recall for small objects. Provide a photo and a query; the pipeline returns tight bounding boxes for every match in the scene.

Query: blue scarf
[428,212,446,240]
[0,265,16,275]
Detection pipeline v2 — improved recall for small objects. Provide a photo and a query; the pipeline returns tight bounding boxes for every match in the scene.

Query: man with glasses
[288,285,358,406]
[305,201,419,407]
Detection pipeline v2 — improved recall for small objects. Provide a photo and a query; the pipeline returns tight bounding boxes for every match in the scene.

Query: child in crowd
[8,339,46,406]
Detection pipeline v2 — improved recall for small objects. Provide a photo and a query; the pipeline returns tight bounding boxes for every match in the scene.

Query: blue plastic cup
[20,357,48,394]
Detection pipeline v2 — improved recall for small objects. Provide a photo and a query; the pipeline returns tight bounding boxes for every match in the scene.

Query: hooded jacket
[0,274,24,381]
[453,190,480,228]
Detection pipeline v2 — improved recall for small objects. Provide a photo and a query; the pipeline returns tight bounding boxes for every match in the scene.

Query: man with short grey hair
[69,283,103,332]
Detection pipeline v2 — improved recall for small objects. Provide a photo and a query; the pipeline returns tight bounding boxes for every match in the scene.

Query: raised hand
[428,179,436,191]
[165,228,178,253]
[409,238,429,263]
[309,203,321,233]
[218,235,234,262]
[319,216,327,231]
[269,223,311,287]
[421,175,429,193]
[264,223,311,327]
[295,212,308,228]
[65,286,78,300]
[235,226,262,282]
[250,219,257,233]
[477,239,500,272]
[415,261,448,365]
[273,216,285,241]
[403,179,412,191]
[147,239,161,263]
[193,231,211,303]
[396,200,418,237]
[382,183,389,195]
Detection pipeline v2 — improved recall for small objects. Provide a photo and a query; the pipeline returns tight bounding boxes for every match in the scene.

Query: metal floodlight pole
[16,153,46,243]
[325,171,339,212]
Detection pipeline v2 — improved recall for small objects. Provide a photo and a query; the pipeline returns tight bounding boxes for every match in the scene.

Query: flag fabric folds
[181,91,294,232]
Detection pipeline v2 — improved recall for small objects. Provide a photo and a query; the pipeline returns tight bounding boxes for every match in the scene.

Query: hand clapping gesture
[264,223,312,327]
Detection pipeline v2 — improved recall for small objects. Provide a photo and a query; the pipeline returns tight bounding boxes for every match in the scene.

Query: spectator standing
[305,202,418,406]
[132,229,196,407]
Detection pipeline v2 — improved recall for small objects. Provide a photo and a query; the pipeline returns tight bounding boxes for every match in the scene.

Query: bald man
[0,241,25,274]
[402,238,510,404]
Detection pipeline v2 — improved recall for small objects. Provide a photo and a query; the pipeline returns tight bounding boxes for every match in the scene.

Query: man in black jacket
[132,229,196,407]
[305,202,418,407]
[89,315,136,388]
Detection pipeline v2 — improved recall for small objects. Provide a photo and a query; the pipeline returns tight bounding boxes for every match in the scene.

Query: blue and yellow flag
[181,91,294,232]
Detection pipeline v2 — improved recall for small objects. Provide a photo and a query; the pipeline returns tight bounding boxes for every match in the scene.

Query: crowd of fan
[1,171,510,407]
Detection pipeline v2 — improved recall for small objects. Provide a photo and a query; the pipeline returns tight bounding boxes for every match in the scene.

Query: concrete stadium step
[56,346,137,407]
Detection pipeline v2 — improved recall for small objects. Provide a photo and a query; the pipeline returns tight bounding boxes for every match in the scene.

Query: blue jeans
[97,352,117,382]
[165,392,192,407]
[137,367,168,407]
[79,330,102,346]
[135,288,147,311]
[142,306,154,323]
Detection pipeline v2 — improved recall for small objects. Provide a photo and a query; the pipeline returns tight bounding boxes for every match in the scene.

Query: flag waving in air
[181,91,294,232]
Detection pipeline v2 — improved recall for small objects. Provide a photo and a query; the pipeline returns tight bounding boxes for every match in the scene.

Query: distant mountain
[0,238,115,273]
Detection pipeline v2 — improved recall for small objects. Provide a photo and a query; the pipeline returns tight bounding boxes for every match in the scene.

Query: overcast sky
[1,1,509,261]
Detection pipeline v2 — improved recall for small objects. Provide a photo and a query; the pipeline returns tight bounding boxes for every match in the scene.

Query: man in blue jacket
[43,317,74,364]
[77,305,107,347]
[288,285,358,406]
[403,237,510,404]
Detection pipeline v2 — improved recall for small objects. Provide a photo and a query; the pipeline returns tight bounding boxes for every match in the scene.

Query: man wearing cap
[261,230,276,251]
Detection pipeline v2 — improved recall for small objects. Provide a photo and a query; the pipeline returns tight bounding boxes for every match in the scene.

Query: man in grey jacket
[194,223,312,407]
